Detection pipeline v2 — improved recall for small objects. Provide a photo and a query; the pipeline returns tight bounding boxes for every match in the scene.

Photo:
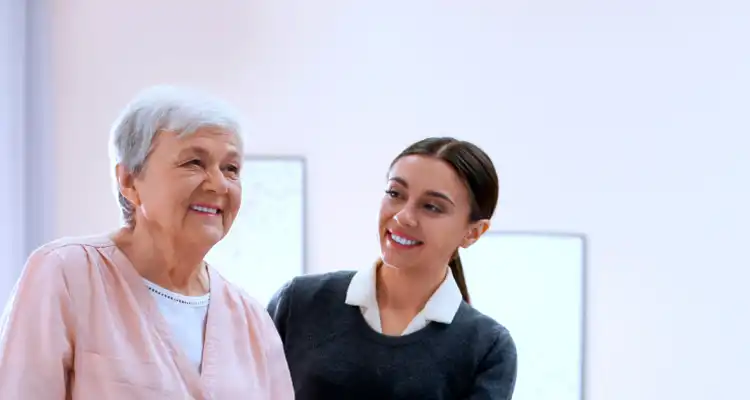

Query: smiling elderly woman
[0,86,294,399]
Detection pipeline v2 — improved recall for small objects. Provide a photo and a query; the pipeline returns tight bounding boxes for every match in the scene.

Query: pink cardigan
[0,235,294,399]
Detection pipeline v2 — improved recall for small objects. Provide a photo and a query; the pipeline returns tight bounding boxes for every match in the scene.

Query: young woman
[268,137,517,399]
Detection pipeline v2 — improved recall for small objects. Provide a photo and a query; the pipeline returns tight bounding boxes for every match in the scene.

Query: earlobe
[480,223,490,235]
[460,237,476,249]
[460,228,480,249]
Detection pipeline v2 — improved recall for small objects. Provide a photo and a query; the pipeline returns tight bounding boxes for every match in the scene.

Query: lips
[387,230,424,246]
[189,203,222,215]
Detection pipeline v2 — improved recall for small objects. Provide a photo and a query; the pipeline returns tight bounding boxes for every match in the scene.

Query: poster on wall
[205,156,306,306]
[460,232,585,400]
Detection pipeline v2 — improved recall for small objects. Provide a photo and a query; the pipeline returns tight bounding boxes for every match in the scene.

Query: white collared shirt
[344,264,464,335]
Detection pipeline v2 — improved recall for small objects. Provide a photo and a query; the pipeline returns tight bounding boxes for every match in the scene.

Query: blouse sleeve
[0,247,77,398]
[466,327,518,400]
[254,297,295,399]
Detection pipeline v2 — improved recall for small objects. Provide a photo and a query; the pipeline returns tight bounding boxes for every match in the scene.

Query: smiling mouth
[387,230,424,246]
[190,204,222,215]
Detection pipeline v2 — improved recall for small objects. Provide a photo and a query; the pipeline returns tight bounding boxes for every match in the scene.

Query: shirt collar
[344,263,378,308]
[345,263,463,325]
[422,270,463,324]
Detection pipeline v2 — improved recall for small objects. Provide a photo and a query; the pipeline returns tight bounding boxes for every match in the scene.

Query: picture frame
[460,231,587,400]
[205,155,307,306]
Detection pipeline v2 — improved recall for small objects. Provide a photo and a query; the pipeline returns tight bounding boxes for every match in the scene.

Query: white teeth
[191,205,219,214]
[391,233,419,246]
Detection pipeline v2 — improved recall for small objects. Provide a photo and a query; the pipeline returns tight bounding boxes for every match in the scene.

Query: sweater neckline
[347,302,456,345]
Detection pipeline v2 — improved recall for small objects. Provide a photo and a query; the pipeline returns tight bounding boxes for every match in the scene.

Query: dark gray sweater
[267,271,517,400]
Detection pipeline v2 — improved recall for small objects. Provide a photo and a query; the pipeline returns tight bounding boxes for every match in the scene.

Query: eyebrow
[389,176,455,206]
[179,146,241,162]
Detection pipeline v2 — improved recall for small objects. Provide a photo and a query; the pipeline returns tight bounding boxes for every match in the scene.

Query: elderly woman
[0,86,294,399]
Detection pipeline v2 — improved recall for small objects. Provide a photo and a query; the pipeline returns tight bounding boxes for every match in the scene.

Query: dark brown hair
[388,137,499,304]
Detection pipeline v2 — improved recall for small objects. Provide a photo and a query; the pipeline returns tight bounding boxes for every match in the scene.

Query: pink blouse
[0,235,294,399]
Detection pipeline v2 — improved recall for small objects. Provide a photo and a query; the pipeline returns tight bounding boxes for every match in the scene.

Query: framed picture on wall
[460,231,587,400]
[205,155,307,306]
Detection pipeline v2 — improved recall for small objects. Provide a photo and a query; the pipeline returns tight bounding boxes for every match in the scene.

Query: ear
[116,164,141,207]
[460,219,491,249]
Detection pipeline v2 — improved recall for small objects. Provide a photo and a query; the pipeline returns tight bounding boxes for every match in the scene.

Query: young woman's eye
[424,203,442,213]
[385,189,400,198]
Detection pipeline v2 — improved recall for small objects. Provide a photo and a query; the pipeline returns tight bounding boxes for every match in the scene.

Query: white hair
[109,85,244,226]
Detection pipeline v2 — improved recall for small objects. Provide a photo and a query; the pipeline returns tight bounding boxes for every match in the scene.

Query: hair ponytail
[449,252,471,304]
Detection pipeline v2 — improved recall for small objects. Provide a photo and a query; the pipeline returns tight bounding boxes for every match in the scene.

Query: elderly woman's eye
[225,165,240,174]
[183,159,202,167]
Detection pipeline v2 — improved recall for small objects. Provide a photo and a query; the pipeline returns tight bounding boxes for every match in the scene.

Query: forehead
[152,128,242,156]
[388,155,468,197]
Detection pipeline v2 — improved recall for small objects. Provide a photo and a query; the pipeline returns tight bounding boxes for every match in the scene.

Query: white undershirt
[144,279,210,372]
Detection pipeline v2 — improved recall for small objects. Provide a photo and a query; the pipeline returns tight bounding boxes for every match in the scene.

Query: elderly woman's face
[126,128,242,248]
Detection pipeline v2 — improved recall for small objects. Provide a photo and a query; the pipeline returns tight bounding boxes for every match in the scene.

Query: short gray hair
[109,85,245,226]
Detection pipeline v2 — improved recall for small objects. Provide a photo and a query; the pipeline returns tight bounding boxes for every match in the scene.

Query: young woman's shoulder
[292,270,355,292]
[452,304,518,396]
[454,303,515,349]
[267,270,353,310]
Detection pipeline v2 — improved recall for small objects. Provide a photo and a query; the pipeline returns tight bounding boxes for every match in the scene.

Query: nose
[393,205,418,227]
[204,167,230,194]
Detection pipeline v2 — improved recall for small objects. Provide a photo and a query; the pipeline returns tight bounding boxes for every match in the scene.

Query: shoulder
[452,306,518,397]
[454,303,516,353]
[206,270,291,363]
[208,269,285,336]
[22,234,116,277]
[4,236,111,319]
[209,268,266,313]
[279,270,356,303]
[291,270,356,291]
[267,270,355,316]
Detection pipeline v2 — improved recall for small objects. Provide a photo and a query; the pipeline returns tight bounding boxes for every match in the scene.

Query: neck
[376,261,448,312]
[112,225,209,296]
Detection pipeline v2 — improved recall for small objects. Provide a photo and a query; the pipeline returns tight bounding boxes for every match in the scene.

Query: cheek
[226,183,242,217]
[378,201,395,228]
[147,178,198,212]
[135,179,173,214]
[426,222,467,252]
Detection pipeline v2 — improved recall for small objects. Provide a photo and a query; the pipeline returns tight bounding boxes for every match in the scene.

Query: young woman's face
[378,155,488,272]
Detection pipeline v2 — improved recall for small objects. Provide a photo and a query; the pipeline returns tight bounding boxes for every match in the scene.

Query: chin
[188,230,225,249]
[380,252,408,270]
[205,231,226,246]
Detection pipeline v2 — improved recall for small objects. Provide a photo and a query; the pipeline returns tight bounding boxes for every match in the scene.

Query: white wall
[0,0,27,305]
[0,0,56,306]
[39,1,750,398]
